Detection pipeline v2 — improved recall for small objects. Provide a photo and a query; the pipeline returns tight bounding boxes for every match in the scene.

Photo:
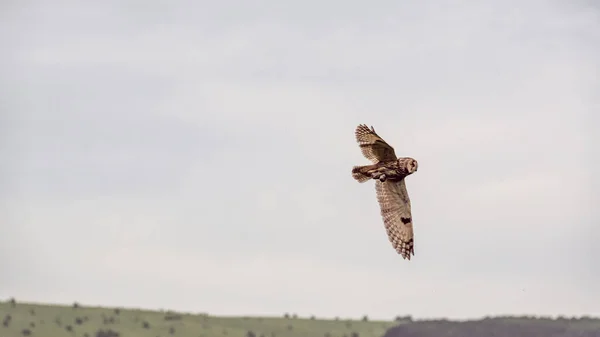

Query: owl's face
[407,158,418,174]
[398,157,418,175]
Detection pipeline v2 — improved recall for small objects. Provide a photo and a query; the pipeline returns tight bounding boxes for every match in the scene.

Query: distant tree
[114,308,121,315]
[9,298,16,307]
[292,313,298,319]
[283,313,290,319]
[362,315,368,322]
[73,302,80,309]
[394,315,412,322]
[310,315,316,320]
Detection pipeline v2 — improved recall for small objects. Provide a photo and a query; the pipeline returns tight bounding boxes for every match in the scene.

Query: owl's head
[398,157,419,175]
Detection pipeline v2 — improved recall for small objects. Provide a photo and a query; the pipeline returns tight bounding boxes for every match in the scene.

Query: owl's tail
[352,165,372,183]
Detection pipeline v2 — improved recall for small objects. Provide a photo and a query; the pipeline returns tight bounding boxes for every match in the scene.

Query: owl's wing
[375,179,414,260]
[355,124,397,163]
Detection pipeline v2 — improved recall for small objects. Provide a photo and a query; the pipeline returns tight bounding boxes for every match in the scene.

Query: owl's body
[352,157,418,183]
[351,124,419,260]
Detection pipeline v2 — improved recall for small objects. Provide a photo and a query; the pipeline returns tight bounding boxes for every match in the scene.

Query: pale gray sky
[1,0,598,320]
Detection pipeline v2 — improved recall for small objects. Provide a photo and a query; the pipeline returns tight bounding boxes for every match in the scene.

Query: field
[0,300,398,337]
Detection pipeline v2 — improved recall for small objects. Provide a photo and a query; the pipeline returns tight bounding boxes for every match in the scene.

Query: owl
[351,124,419,260]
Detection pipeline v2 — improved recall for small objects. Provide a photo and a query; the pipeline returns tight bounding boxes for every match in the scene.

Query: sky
[1,0,599,320]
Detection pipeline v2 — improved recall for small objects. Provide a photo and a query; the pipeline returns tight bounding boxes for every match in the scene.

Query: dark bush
[351,332,359,337]
[75,317,83,325]
[142,321,150,329]
[114,308,120,315]
[169,326,175,335]
[21,329,32,336]
[2,314,11,327]
[95,329,120,337]
[65,325,73,332]
[164,312,182,321]
[73,302,80,309]
[362,315,368,322]
[29,322,35,328]
[246,331,256,337]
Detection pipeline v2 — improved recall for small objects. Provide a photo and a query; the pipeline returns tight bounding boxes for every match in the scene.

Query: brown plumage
[351,124,419,260]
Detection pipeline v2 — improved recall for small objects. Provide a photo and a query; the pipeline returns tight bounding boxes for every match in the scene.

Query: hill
[383,316,600,337]
[1,299,599,337]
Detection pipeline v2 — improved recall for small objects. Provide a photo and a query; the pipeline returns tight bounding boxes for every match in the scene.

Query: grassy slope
[0,301,398,337]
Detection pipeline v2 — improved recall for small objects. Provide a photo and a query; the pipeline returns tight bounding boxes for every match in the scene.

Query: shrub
[95,329,120,337]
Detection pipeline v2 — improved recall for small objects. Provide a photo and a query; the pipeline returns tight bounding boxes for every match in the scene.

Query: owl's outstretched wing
[375,179,414,260]
[355,124,397,163]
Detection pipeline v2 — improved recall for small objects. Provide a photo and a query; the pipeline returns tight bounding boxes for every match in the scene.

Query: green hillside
[0,299,398,337]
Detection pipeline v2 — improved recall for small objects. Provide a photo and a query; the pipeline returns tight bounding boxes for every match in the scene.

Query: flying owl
[351,124,419,260]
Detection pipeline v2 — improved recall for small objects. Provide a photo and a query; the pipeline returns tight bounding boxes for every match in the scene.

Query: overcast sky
[1,0,598,320]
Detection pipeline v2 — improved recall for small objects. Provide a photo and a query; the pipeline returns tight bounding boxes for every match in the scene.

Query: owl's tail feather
[352,165,372,183]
